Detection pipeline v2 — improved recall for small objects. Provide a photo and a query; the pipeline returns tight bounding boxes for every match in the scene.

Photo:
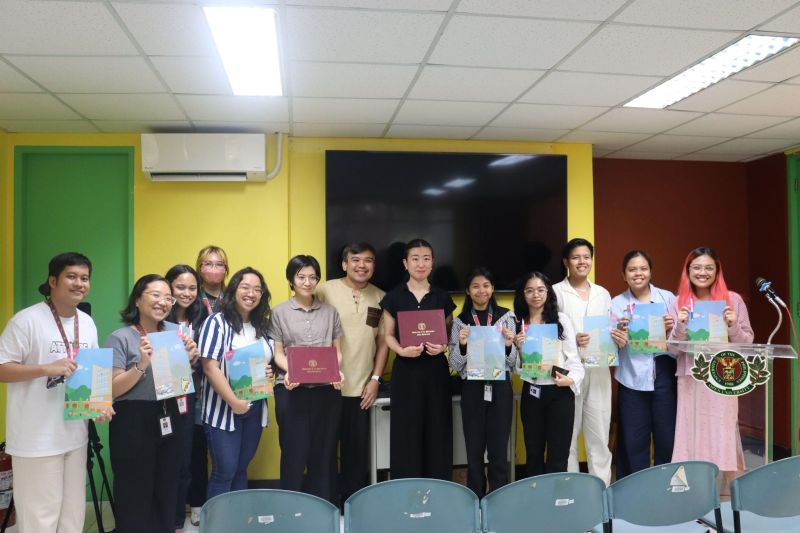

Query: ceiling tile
[94,120,192,133]
[385,124,480,139]
[0,94,80,120]
[605,151,682,160]
[292,123,387,137]
[629,134,730,152]
[112,2,218,56]
[746,117,800,139]
[697,138,793,155]
[668,113,787,136]
[0,0,137,55]
[287,0,451,9]
[59,94,186,120]
[788,74,800,85]
[410,66,543,102]
[287,8,444,62]
[0,119,97,133]
[150,56,232,95]
[675,153,745,162]
[520,71,661,106]
[557,131,651,151]
[191,121,290,134]
[759,5,800,32]
[580,108,702,133]
[430,15,597,69]
[492,104,607,129]
[615,0,796,29]
[733,46,800,83]
[0,62,41,92]
[473,127,570,142]
[292,97,398,123]
[395,100,506,126]
[8,56,164,93]
[177,95,289,122]
[457,0,628,20]
[593,148,613,157]
[560,25,737,76]
[670,80,772,112]
[290,62,417,98]
[718,84,800,116]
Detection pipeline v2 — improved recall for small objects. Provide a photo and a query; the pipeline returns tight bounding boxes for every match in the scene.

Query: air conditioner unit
[141,133,268,182]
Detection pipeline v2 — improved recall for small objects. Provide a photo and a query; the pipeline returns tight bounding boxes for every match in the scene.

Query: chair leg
[733,510,741,533]
[604,520,612,533]
[714,507,723,533]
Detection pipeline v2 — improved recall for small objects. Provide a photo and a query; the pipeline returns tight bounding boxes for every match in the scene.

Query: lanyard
[470,305,493,326]
[47,299,79,360]
[135,324,147,337]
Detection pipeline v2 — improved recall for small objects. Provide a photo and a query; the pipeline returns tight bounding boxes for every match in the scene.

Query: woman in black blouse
[380,238,456,480]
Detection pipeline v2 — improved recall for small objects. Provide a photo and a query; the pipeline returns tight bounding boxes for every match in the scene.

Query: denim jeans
[204,400,264,499]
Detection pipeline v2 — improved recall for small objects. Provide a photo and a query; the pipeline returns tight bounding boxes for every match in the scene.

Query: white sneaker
[190,507,201,526]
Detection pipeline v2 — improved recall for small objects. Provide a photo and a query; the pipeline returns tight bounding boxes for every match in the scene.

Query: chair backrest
[480,472,606,533]
[344,478,481,533]
[199,489,340,533]
[731,455,800,518]
[605,461,720,527]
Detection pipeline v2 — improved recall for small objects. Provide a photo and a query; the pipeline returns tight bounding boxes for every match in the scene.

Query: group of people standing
[0,236,753,532]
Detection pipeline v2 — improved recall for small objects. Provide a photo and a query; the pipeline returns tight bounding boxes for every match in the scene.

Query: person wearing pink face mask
[195,245,229,315]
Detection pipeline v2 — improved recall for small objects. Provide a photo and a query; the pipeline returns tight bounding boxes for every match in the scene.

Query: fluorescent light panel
[625,35,799,109]
[204,7,283,96]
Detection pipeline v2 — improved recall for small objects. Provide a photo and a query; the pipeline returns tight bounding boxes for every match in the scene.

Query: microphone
[755,277,786,307]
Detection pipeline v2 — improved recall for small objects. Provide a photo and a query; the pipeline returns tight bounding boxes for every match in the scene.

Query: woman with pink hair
[667,247,753,483]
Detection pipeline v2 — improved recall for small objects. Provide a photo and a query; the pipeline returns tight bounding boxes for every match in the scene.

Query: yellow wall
[1,132,593,474]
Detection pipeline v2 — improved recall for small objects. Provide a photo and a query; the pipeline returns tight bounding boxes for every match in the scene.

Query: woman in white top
[552,238,626,485]
[514,272,584,475]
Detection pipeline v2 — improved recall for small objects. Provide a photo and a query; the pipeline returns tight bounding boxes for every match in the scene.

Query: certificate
[149,330,195,400]
[520,323,559,379]
[466,326,506,380]
[688,300,727,343]
[581,316,618,367]
[627,302,667,355]
[64,348,113,420]
[397,309,447,346]
[227,341,272,401]
[286,346,340,384]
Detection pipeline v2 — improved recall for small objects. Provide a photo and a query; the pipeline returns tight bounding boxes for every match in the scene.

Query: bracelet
[133,363,146,375]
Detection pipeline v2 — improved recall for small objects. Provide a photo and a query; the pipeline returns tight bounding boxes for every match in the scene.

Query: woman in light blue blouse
[611,250,676,477]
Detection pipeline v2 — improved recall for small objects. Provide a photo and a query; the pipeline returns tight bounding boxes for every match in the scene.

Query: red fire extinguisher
[0,442,14,530]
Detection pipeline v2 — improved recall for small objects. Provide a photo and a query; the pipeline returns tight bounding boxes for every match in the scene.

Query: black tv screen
[325,151,568,292]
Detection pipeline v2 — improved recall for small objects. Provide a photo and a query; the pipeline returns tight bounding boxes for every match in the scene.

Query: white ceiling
[2,0,800,161]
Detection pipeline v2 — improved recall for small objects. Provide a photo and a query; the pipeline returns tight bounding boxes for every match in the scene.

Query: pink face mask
[203,270,225,284]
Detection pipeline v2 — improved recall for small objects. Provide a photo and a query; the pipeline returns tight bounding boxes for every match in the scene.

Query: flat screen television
[325,151,568,292]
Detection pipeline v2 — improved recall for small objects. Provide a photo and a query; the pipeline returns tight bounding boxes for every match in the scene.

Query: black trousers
[618,355,677,476]
[188,422,209,507]
[520,382,575,477]
[390,356,453,480]
[110,399,183,533]
[339,396,369,502]
[274,384,342,504]
[460,379,513,498]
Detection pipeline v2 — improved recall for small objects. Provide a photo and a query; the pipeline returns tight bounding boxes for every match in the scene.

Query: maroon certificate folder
[397,309,447,346]
[286,346,340,384]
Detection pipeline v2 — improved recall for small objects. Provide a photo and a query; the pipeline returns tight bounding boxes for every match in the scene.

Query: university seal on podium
[691,350,770,396]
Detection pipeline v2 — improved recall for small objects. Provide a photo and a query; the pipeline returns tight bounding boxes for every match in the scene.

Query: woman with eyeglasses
[199,267,274,499]
[668,247,753,485]
[270,255,344,504]
[107,274,199,533]
[164,264,208,528]
[195,245,229,314]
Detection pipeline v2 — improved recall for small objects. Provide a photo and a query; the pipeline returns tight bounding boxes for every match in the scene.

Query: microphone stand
[763,294,783,462]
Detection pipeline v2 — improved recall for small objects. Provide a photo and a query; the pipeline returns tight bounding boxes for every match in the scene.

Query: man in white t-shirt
[0,252,111,533]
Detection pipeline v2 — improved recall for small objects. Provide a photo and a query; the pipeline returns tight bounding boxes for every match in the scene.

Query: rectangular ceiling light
[204,6,283,96]
[625,34,798,109]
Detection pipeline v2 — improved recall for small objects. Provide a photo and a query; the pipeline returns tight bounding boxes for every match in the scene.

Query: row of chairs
[198,455,800,533]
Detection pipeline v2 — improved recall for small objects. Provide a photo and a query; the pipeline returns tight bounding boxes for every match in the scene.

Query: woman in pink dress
[667,247,753,480]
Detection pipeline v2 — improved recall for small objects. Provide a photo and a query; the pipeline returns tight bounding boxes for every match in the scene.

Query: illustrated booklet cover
[687,300,728,343]
[64,348,113,420]
[582,316,618,367]
[228,340,272,400]
[627,302,668,355]
[466,325,506,380]
[519,323,559,379]
[149,330,195,401]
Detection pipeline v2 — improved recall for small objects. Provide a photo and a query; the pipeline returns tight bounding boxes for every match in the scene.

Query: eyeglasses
[690,265,716,274]
[201,261,226,270]
[143,291,177,305]
[237,285,263,296]
[524,288,548,295]
[295,275,319,284]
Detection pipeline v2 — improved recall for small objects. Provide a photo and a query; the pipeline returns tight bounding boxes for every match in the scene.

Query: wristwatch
[371,374,382,384]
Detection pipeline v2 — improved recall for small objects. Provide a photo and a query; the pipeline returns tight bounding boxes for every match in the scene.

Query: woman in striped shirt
[199,267,274,499]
